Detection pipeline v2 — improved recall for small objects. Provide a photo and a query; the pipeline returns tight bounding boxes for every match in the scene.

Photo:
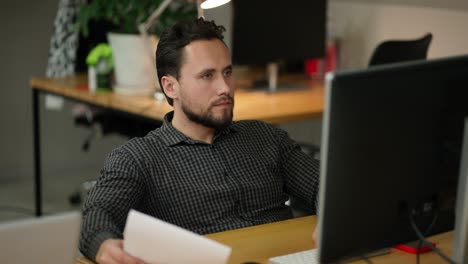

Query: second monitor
[231,0,327,91]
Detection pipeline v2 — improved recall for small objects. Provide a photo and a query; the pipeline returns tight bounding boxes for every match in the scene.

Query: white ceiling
[330,0,468,11]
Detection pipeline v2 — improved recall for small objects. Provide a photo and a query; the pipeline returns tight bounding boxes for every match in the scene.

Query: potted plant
[76,0,197,95]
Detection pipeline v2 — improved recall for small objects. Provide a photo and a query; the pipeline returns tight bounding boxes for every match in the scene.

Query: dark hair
[156,17,226,106]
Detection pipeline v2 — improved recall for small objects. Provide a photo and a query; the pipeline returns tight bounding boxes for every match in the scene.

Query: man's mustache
[211,95,234,107]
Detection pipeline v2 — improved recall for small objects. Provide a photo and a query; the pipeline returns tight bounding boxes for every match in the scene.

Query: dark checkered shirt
[79,111,320,260]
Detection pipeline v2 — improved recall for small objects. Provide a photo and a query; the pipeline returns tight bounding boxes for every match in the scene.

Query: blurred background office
[2,0,468,222]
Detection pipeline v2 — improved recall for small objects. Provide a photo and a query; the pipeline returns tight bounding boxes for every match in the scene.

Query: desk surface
[30,74,324,124]
[76,215,453,264]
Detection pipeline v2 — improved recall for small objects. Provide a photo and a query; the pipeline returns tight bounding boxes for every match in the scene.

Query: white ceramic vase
[107,32,159,95]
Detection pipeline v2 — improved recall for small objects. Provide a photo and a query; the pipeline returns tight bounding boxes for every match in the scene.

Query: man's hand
[96,239,145,264]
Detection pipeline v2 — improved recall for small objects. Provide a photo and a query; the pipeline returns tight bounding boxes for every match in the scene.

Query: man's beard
[181,96,234,129]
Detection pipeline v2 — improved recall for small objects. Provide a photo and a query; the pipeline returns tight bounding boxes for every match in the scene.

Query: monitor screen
[231,0,326,66]
[317,55,468,263]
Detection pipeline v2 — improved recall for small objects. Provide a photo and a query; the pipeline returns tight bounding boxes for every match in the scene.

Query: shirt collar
[158,111,238,147]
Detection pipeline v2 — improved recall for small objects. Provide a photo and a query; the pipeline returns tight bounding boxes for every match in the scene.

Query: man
[79,18,320,263]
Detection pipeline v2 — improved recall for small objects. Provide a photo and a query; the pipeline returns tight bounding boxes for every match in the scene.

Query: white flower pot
[107,32,159,95]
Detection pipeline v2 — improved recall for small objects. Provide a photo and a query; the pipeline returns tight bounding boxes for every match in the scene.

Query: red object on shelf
[75,84,89,91]
[305,59,322,78]
[304,38,339,79]
[325,39,338,73]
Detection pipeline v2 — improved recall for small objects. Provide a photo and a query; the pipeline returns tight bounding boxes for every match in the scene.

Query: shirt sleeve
[79,147,145,261]
[274,126,320,214]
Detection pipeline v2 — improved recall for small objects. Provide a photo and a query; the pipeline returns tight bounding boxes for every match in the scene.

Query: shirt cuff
[87,231,121,262]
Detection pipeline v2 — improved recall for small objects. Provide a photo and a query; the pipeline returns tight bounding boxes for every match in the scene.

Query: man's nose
[217,75,233,95]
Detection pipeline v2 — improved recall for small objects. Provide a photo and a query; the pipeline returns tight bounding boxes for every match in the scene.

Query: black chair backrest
[368,33,433,66]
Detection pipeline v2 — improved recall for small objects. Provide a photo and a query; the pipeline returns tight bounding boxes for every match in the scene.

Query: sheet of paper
[123,210,232,264]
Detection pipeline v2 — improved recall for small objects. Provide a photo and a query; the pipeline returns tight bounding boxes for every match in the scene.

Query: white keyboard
[269,249,319,264]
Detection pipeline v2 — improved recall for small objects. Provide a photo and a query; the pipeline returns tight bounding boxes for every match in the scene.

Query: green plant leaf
[75,0,196,36]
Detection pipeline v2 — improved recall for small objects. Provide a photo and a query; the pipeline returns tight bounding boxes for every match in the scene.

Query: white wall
[329,1,468,70]
[0,1,126,182]
[0,0,56,180]
[331,0,468,11]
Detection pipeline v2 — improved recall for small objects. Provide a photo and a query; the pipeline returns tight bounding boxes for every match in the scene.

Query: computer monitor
[317,55,468,263]
[231,0,326,91]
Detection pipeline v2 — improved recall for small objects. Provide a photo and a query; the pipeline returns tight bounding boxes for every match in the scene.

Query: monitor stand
[250,62,304,92]
[453,118,468,263]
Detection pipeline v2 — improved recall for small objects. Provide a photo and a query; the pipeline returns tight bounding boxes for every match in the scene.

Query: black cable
[417,238,422,264]
[359,254,374,264]
[409,213,457,264]
[416,212,439,264]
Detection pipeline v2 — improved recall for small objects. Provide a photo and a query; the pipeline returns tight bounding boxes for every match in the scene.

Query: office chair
[289,196,316,217]
[368,33,433,66]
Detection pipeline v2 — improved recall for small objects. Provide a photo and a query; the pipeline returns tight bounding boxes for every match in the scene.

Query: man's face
[175,39,234,129]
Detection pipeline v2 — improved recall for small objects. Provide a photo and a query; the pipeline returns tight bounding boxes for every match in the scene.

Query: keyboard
[269,248,318,264]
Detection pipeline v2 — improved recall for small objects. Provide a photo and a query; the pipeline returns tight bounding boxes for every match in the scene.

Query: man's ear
[161,76,178,101]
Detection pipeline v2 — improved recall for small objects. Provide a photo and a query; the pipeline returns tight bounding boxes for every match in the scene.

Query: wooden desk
[75,215,454,264]
[30,74,324,216]
[30,74,324,124]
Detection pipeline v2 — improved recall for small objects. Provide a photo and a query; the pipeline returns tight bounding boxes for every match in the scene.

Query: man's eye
[224,70,232,77]
[202,73,213,80]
